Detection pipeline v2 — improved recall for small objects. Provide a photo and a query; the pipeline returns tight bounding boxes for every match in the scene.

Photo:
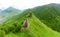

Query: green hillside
[30,4,60,32]
[0,3,60,37]
[5,14,60,37]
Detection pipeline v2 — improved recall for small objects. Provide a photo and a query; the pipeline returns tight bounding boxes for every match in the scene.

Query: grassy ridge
[5,15,60,37]
[31,4,60,32]
[28,15,60,37]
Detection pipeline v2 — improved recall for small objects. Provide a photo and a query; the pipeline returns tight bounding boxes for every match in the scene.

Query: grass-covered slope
[28,15,60,37]
[31,4,60,32]
[5,14,60,37]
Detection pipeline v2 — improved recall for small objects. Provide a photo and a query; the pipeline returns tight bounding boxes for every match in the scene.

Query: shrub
[0,30,5,37]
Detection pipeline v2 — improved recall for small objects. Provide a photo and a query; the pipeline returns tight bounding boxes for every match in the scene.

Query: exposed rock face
[23,18,28,29]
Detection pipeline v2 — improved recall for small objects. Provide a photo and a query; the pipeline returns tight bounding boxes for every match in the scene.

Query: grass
[28,15,60,37]
[5,15,60,37]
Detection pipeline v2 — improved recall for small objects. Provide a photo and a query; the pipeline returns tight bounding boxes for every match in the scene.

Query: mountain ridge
[5,14,60,37]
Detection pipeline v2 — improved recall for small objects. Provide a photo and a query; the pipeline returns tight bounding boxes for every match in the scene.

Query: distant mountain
[2,7,21,13]
[0,9,2,13]
[0,7,21,24]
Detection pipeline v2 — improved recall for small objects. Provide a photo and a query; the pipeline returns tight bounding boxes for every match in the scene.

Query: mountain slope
[5,14,60,37]
[31,3,60,32]
[28,15,60,37]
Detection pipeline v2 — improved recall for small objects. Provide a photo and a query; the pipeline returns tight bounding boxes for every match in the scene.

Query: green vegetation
[0,3,60,37]
[31,4,60,32]
[0,30,5,37]
[3,14,60,37]
[28,15,60,37]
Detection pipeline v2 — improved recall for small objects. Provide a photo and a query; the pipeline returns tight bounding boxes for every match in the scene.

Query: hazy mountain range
[0,7,21,24]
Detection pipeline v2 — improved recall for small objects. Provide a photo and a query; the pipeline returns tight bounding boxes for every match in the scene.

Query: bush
[2,26,9,34]
[0,22,21,34]
[0,30,5,37]
[12,24,21,33]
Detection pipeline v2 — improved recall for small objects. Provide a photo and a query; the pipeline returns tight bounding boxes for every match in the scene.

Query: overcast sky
[0,0,60,10]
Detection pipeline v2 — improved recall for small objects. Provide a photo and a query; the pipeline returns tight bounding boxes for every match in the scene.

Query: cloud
[0,0,60,10]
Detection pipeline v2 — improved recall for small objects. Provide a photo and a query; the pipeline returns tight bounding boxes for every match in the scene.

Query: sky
[0,0,60,10]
